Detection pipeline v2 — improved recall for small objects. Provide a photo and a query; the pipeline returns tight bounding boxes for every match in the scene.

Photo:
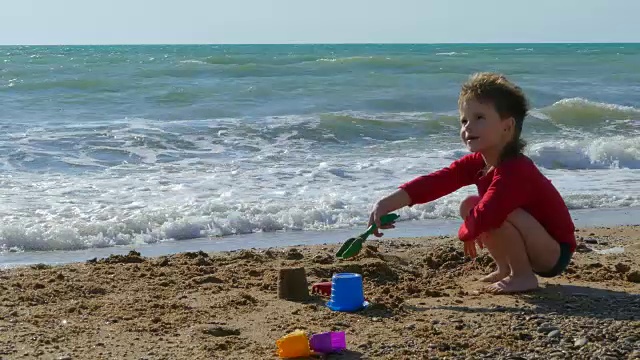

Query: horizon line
[0,41,638,46]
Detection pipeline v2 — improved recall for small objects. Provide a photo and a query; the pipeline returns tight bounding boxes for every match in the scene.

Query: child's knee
[459,195,480,219]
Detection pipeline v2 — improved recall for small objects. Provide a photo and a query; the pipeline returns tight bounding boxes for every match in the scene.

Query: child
[369,72,576,294]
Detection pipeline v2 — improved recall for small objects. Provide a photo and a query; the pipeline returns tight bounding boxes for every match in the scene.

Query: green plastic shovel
[336,213,400,259]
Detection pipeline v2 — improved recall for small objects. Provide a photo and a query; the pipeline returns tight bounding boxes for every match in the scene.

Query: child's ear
[503,117,515,133]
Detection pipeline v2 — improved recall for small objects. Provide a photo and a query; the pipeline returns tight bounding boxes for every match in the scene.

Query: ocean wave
[435,134,640,170]
[180,53,457,68]
[179,59,207,65]
[527,136,640,169]
[312,55,432,70]
[0,184,636,253]
[1,117,639,254]
[202,55,256,65]
[316,112,459,141]
[316,56,384,63]
[1,78,119,92]
[3,110,637,173]
[435,52,468,56]
[540,98,640,126]
[202,54,319,66]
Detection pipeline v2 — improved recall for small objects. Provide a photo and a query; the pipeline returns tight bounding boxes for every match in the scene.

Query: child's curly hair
[458,72,529,161]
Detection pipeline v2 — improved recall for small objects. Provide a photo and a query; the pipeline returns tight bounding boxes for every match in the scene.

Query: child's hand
[476,234,486,249]
[464,240,478,258]
[368,203,396,237]
[367,190,409,237]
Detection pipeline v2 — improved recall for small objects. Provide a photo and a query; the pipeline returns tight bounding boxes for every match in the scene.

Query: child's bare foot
[485,273,538,294]
[479,269,509,283]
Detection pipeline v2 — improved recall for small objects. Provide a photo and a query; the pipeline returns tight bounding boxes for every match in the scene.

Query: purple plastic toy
[309,331,346,354]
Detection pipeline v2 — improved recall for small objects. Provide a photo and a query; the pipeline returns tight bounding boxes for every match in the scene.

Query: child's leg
[460,196,509,282]
[487,209,561,293]
[460,196,562,293]
[482,219,539,293]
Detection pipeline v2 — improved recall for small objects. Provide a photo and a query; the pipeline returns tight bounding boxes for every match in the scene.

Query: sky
[1,0,639,45]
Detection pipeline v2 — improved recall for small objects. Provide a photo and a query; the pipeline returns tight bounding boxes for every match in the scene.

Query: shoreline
[2,206,639,269]
[0,225,638,359]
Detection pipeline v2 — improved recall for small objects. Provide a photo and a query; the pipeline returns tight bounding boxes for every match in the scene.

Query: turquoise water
[1,43,639,254]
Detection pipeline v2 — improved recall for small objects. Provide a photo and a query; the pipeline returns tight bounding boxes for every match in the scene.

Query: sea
[1,43,639,267]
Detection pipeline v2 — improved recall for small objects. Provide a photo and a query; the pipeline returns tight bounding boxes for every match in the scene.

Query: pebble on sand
[537,323,559,334]
[574,337,588,347]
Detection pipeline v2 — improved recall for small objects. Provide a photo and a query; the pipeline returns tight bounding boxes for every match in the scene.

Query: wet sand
[0,225,639,359]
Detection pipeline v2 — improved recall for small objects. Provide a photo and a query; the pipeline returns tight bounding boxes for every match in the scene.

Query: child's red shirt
[399,153,576,252]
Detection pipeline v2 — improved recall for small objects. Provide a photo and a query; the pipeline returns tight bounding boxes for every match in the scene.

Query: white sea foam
[435,52,468,56]
[527,136,640,169]
[0,110,639,253]
[179,60,207,65]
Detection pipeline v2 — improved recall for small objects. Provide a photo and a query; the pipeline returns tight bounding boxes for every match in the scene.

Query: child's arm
[370,188,411,220]
[458,164,531,242]
[369,153,483,236]
[399,153,484,206]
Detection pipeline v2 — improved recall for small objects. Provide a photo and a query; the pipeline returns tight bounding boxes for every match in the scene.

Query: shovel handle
[363,213,400,237]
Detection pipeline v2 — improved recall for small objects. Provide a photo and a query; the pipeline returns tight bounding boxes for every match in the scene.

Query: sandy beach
[0,225,638,360]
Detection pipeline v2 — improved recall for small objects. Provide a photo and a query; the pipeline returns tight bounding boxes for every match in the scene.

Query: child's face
[459,98,513,154]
